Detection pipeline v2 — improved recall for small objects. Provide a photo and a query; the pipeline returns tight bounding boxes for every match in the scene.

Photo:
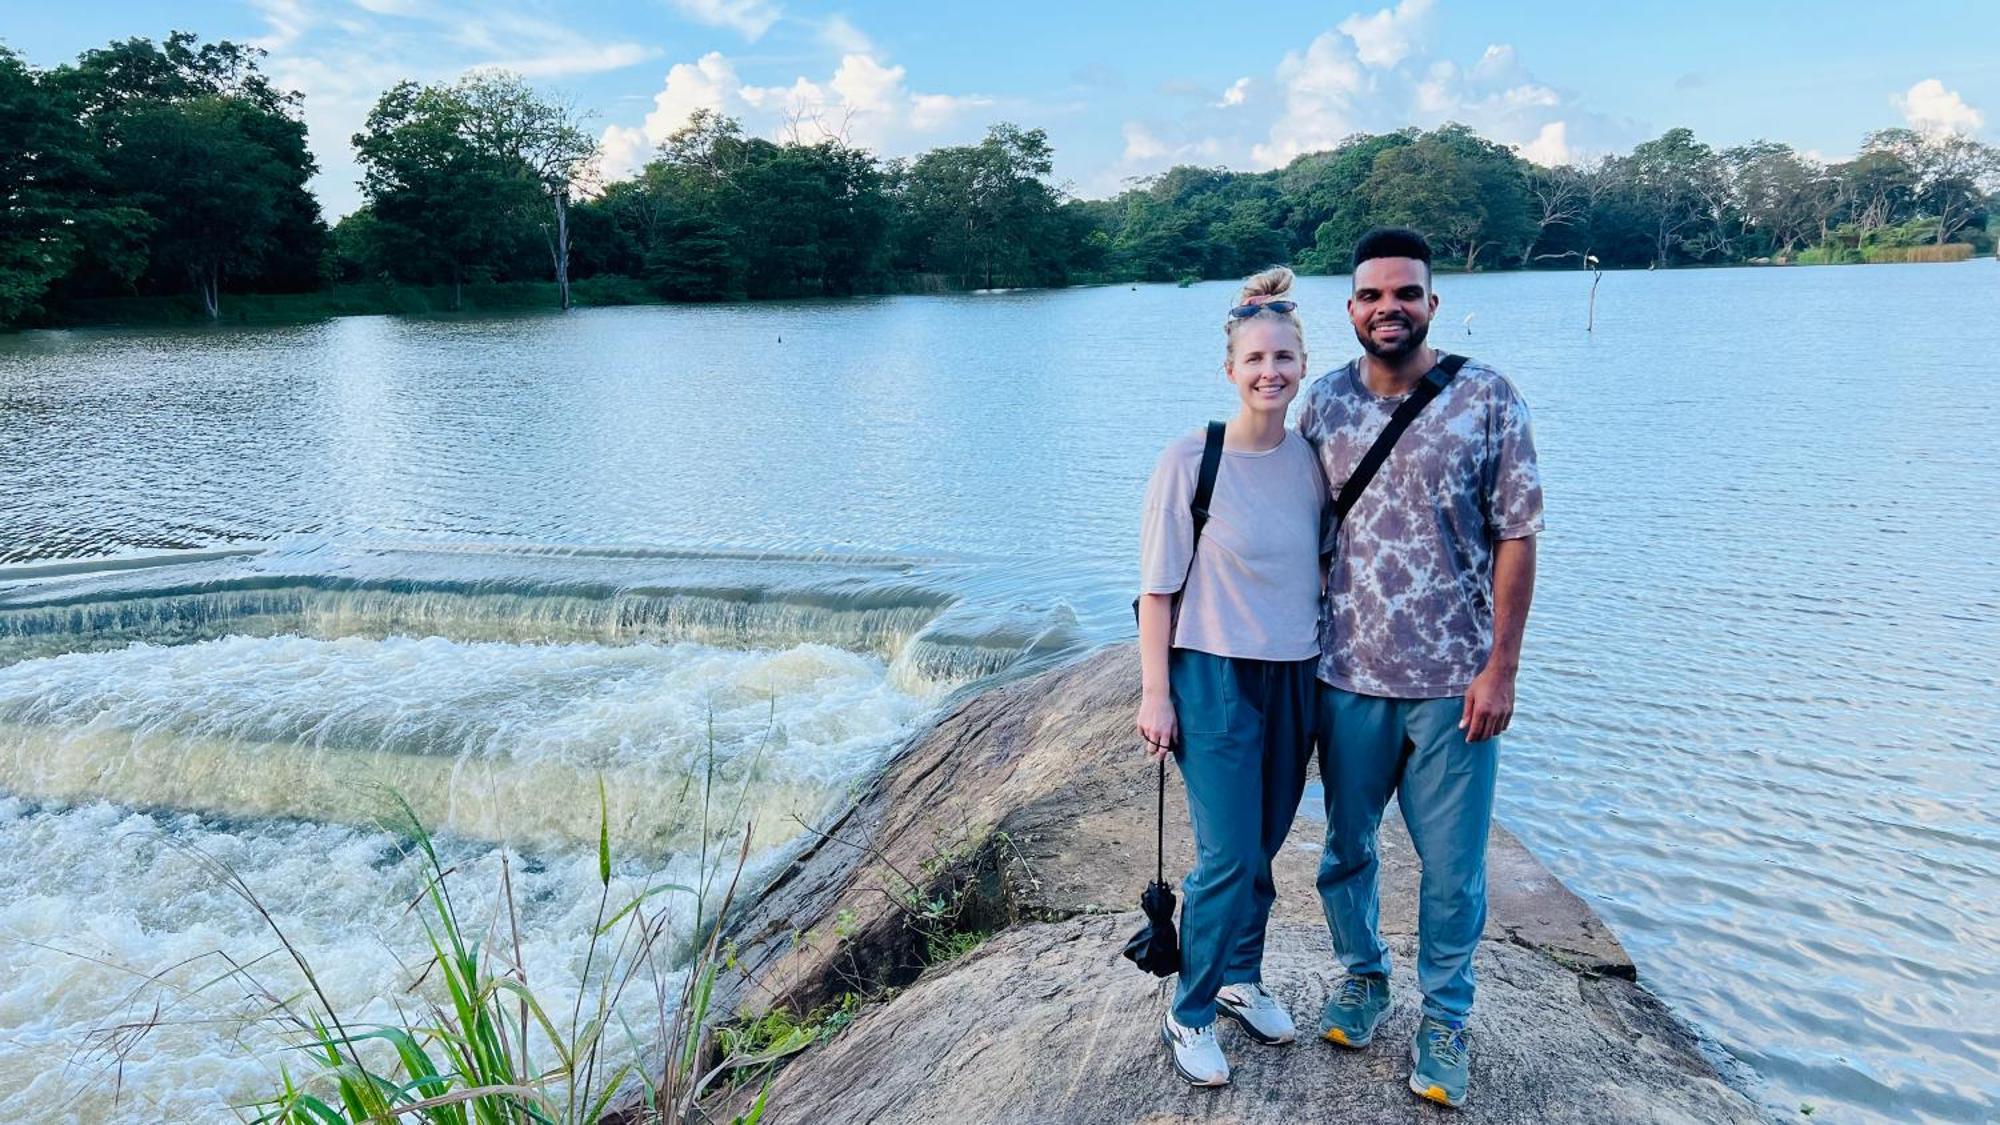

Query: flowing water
[2,262,1997,1122]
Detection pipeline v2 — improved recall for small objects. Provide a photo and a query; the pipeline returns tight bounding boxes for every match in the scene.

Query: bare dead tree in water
[1523,163,1587,265]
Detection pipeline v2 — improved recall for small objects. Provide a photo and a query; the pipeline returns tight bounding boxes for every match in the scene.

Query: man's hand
[1137,690,1178,762]
[1459,663,1515,743]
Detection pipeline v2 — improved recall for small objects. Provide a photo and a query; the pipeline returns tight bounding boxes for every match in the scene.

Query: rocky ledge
[697,644,1766,1124]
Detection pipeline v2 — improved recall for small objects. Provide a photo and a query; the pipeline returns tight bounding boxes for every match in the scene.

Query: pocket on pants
[1169,649,1236,737]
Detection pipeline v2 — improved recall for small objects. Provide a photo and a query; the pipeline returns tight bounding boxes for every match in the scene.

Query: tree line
[4,32,1996,326]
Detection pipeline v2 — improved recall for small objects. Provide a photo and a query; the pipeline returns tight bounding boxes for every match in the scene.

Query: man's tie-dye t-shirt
[1297,356,1545,699]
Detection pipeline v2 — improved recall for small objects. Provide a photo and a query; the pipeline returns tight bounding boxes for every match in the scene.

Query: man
[1295,227,1543,1109]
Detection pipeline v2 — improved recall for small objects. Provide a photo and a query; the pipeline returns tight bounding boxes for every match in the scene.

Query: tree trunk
[550,191,573,310]
[451,265,463,312]
[192,263,220,320]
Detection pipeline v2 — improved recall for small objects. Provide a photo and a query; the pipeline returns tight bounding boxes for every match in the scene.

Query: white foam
[0,634,927,1120]
[0,635,924,850]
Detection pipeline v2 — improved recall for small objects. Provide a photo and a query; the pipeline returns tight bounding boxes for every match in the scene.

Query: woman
[1137,266,1325,1088]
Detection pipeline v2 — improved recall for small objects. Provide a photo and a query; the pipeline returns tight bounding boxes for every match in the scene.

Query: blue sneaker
[1409,1016,1470,1108]
[1317,973,1390,1048]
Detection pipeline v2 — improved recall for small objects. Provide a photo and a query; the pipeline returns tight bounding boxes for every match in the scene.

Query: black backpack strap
[1333,354,1466,525]
[1152,420,1224,876]
[1189,420,1225,545]
[1132,421,1229,628]
[1164,421,1226,640]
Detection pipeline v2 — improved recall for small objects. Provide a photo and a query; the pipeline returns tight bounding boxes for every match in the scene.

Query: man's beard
[1355,315,1429,362]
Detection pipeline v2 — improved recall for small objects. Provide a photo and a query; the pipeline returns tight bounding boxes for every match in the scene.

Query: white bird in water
[1462,312,1476,335]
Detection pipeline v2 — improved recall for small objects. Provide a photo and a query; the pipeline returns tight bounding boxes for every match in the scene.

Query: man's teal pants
[1315,685,1500,1022]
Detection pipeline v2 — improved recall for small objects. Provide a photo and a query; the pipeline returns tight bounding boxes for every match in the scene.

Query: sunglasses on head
[1228,300,1296,318]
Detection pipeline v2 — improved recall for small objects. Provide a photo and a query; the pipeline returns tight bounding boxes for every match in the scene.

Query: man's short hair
[1353,227,1433,275]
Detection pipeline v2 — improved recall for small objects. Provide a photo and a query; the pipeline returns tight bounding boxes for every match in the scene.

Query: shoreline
[15,254,1988,333]
[679,643,1767,1124]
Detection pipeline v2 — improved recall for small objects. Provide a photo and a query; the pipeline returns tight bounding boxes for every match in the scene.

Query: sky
[4,0,1995,220]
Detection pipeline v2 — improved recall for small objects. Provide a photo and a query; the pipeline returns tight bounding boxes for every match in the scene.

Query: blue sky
[5,1,1995,219]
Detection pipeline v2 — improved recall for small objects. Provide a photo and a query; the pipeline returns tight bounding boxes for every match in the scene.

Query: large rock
[754,918,1761,1125]
[700,645,1764,1124]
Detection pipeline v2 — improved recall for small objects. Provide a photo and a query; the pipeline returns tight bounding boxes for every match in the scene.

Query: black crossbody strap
[1333,354,1466,524]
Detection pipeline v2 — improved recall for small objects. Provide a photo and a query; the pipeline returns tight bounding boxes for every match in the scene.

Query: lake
[2,261,1996,1122]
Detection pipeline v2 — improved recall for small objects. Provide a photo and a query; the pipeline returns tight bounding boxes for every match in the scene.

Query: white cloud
[486,43,656,78]
[911,91,989,131]
[1516,121,1571,166]
[829,54,905,114]
[599,51,743,176]
[819,14,873,55]
[1094,121,1226,193]
[247,0,315,51]
[1336,0,1434,69]
[1498,83,1561,109]
[1217,77,1251,108]
[1897,78,1983,137]
[598,47,995,179]
[1415,61,1456,114]
[668,0,783,41]
[1469,44,1519,83]
[246,0,658,218]
[1251,30,1371,167]
[1123,123,1169,162]
[1251,15,1618,175]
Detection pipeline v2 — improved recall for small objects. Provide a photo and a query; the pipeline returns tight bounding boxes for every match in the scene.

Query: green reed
[221,700,783,1125]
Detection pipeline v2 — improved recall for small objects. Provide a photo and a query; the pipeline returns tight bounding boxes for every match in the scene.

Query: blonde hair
[1223,265,1306,366]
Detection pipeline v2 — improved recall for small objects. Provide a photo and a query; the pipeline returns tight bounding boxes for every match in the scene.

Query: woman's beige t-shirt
[1139,428,1324,661]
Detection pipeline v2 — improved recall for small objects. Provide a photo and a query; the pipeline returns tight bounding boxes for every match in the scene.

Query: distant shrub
[1862,243,1974,264]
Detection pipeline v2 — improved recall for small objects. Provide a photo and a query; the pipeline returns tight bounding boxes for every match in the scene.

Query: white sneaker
[1161,1013,1230,1087]
[1217,982,1298,1045]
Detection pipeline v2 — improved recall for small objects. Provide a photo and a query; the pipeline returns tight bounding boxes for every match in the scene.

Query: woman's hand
[1136,689,1178,762]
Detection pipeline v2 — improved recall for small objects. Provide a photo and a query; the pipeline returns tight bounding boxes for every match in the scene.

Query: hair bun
[1237,265,1295,306]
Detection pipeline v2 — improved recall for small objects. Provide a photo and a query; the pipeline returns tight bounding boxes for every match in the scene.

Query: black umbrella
[1122,757,1180,977]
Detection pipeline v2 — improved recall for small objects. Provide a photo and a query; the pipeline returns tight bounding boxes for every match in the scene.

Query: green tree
[48,31,324,316]
[1361,123,1534,271]
[1102,166,1269,281]
[1725,141,1833,259]
[627,110,753,298]
[1830,146,1918,239]
[1280,131,1414,272]
[736,139,892,296]
[106,95,304,316]
[1865,127,2000,245]
[1617,128,1730,267]
[456,71,599,308]
[352,79,542,308]
[0,47,147,322]
[898,123,1067,288]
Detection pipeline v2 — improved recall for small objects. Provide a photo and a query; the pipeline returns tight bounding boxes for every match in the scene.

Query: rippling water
[3,263,1997,1122]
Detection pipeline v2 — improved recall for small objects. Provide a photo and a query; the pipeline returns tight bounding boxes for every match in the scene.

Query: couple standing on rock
[1135,227,1543,1109]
